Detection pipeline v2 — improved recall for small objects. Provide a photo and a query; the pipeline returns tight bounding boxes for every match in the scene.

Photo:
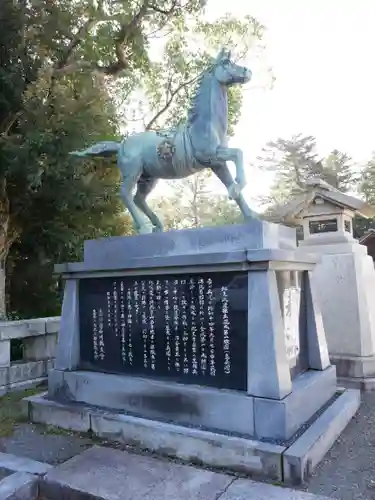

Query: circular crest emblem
[157,140,176,160]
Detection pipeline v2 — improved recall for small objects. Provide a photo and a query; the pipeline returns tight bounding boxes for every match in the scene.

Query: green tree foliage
[353,215,375,240]
[354,153,375,239]
[359,153,375,204]
[323,150,355,193]
[133,13,263,135]
[257,134,356,207]
[1,0,133,318]
[257,135,322,206]
[151,171,243,229]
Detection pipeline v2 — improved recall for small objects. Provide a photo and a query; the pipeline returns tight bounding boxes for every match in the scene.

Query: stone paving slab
[221,479,331,500]
[0,451,52,476]
[39,445,331,500]
[0,471,38,499]
[40,445,233,500]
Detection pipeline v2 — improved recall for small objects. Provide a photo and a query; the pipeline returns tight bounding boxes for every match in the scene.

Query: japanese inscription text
[79,271,248,390]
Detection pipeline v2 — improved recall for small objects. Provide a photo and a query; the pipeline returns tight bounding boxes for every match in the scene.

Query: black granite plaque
[276,270,308,379]
[309,218,338,234]
[79,272,248,391]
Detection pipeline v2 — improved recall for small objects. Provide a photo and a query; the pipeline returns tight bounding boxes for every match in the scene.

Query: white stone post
[297,189,375,388]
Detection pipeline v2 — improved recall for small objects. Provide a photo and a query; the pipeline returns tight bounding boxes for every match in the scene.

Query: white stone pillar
[299,232,375,389]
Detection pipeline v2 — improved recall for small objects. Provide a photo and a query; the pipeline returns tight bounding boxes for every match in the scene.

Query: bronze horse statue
[70,49,258,233]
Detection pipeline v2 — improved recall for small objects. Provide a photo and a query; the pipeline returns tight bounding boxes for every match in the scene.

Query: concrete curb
[282,388,360,484]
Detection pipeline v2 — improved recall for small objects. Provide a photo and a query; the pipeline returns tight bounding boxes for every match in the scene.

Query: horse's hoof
[152,226,164,233]
[244,211,259,221]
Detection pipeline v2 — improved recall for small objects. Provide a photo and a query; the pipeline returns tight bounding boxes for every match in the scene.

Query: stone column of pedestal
[299,232,375,389]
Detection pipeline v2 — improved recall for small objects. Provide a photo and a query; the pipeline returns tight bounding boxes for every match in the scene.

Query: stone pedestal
[300,235,375,389]
[26,221,359,483]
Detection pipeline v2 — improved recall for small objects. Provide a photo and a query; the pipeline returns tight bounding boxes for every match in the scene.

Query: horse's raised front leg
[211,163,258,220]
[134,176,164,233]
[215,146,246,199]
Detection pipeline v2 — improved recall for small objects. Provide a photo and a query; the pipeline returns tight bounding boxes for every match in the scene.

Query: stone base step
[24,387,361,485]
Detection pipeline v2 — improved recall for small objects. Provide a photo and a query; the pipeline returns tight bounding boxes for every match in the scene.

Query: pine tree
[258,134,356,207]
[322,149,355,193]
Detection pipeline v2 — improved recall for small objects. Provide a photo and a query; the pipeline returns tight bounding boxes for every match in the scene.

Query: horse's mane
[187,65,215,124]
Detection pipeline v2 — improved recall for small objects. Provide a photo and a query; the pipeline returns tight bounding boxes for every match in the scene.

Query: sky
[204,0,375,206]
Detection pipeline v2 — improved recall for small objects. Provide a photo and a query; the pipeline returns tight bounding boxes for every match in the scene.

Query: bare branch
[0,111,22,137]
[145,74,197,130]
[165,75,173,102]
[99,2,150,75]
[116,87,135,109]
[148,1,178,15]
[55,18,96,70]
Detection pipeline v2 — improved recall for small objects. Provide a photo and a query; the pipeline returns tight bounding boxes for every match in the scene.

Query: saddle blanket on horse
[155,126,200,178]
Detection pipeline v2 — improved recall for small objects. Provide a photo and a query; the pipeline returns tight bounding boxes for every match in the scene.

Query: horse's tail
[69,141,121,158]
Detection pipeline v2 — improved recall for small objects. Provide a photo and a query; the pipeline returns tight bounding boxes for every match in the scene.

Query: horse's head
[212,49,251,87]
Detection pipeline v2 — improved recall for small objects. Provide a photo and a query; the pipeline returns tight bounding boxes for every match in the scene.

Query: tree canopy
[1,0,265,318]
[257,134,357,207]
[4,0,375,317]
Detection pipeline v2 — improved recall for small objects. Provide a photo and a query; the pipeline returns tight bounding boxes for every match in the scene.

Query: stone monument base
[48,366,336,441]
[40,220,361,483]
[24,387,359,485]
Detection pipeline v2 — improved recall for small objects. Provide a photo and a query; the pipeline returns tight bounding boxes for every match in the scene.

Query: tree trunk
[0,262,5,320]
[0,182,13,320]
[191,176,200,228]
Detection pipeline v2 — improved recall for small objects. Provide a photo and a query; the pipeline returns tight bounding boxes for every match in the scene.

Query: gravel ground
[305,392,375,499]
[0,424,93,465]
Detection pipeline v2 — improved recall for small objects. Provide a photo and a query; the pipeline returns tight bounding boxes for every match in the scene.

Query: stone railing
[0,317,60,395]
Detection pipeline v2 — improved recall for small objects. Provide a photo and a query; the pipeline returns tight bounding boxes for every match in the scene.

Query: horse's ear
[218,48,231,60]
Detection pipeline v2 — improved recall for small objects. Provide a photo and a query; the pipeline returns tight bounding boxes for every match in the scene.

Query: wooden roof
[266,178,375,225]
